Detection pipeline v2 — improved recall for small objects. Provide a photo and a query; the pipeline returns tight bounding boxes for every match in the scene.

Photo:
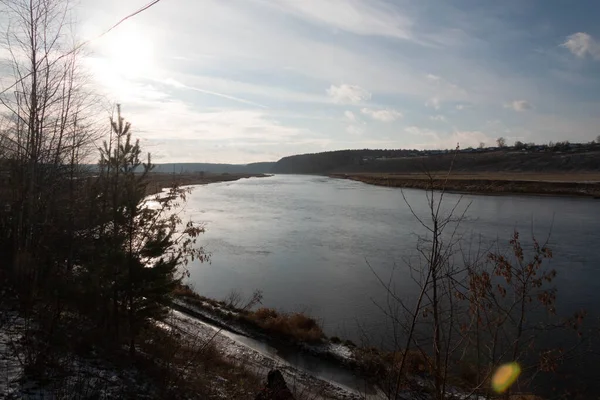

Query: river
[181,174,599,391]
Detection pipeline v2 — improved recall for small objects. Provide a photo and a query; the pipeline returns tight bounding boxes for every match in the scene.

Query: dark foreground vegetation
[0,0,277,394]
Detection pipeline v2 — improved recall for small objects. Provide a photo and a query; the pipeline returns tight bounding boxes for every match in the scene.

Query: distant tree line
[272,140,600,174]
[147,162,274,174]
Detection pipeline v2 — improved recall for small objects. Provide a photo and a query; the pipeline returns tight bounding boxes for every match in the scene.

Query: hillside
[272,149,415,174]
[151,162,275,174]
[272,144,600,174]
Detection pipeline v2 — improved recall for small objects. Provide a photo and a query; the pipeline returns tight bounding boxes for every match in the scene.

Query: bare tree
[496,137,506,148]
[0,2,104,369]
[0,0,99,292]
[478,142,485,149]
[369,149,474,399]
[224,289,243,309]
[368,148,588,399]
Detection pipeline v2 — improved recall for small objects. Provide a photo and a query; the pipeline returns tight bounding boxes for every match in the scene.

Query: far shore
[330,172,600,198]
[145,172,271,196]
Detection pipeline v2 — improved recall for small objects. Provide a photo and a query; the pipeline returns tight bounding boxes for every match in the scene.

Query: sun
[86,21,160,102]
[102,23,156,78]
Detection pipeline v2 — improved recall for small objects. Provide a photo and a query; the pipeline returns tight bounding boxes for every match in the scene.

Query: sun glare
[101,23,156,78]
[86,22,160,101]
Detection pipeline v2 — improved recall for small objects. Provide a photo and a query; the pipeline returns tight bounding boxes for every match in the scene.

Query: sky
[23,1,600,162]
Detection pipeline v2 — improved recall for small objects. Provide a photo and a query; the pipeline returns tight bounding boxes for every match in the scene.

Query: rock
[255,370,295,400]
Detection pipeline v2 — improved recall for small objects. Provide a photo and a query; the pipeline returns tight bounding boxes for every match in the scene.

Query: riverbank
[330,172,600,197]
[166,307,368,399]
[172,285,358,366]
[145,172,271,196]
[171,287,551,400]
[171,285,404,390]
[170,288,437,399]
[171,285,495,398]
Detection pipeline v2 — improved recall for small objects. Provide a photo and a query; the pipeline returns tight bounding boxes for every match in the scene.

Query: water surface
[182,175,600,347]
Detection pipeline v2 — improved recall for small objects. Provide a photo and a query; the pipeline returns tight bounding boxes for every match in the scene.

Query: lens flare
[492,362,521,393]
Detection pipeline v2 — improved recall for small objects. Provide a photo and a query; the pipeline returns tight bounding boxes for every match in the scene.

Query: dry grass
[140,318,334,400]
[173,285,240,312]
[243,307,324,343]
[137,324,264,399]
[386,349,432,376]
[173,285,325,344]
[172,284,212,305]
[353,347,432,379]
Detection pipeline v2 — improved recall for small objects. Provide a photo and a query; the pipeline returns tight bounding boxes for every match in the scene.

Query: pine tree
[83,105,207,353]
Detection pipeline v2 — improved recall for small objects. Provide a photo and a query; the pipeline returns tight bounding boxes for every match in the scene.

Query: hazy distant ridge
[150,162,275,174]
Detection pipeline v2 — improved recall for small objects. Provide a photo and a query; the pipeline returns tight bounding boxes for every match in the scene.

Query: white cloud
[344,110,356,121]
[163,73,330,105]
[264,0,413,40]
[346,125,364,135]
[162,78,269,108]
[360,107,403,122]
[425,74,466,98]
[426,97,441,110]
[454,103,474,111]
[405,126,438,138]
[81,0,475,104]
[137,105,301,141]
[429,115,446,122]
[504,100,533,112]
[561,32,600,60]
[327,84,371,104]
[114,98,320,162]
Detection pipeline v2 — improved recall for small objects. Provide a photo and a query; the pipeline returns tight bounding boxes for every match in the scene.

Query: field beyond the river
[331,172,600,197]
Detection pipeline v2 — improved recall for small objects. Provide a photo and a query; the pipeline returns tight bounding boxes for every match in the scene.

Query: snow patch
[327,343,354,360]
[0,312,25,398]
